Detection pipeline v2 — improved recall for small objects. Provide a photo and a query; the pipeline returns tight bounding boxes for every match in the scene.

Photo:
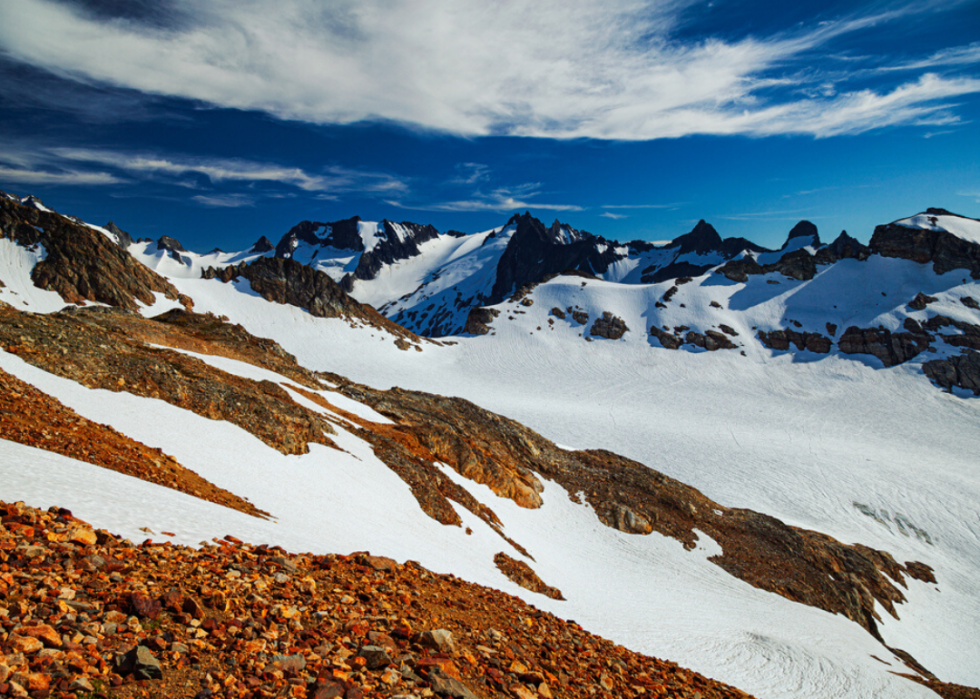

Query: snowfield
[2,209,980,698]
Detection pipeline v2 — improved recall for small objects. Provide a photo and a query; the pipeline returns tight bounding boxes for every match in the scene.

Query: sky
[0,0,978,252]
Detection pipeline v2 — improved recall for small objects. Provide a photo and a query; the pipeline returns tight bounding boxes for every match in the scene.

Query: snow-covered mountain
[2,190,980,699]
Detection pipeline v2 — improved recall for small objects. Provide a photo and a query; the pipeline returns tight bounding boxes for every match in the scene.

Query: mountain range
[1,189,979,699]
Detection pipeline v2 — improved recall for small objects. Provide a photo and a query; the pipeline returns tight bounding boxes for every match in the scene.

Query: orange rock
[68,526,97,546]
[8,635,43,654]
[18,623,62,648]
[511,685,537,699]
[13,671,49,692]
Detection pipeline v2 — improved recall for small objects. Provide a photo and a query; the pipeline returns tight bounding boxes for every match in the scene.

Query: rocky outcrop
[463,307,500,335]
[717,257,764,282]
[837,325,932,367]
[771,248,817,280]
[685,329,737,351]
[649,326,682,349]
[758,329,832,353]
[0,196,189,311]
[922,314,980,350]
[249,235,275,253]
[923,350,980,394]
[870,210,980,278]
[589,312,629,339]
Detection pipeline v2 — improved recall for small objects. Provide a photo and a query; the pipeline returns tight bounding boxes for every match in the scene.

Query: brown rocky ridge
[0,197,190,312]
[0,298,948,656]
[0,499,756,699]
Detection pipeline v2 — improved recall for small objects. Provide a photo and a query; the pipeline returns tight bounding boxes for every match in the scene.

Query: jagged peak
[670,219,723,255]
[787,220,820,245]
[249,235,275,253]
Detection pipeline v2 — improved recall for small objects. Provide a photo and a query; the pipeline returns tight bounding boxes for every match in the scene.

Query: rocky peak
[157,235,187,253]
[249,235,275,253]
[670,220,723,256]
[105,221,134,248]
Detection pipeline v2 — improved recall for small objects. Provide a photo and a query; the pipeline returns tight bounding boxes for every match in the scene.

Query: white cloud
[601,212,628,219]
[0,0,976,140]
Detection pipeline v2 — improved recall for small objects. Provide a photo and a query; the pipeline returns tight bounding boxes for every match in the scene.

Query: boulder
[908,292,937,311]
[837,326,931,366]
[649,327,682,350]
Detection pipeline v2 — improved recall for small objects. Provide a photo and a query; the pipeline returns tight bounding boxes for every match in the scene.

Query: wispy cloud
[0,165,122,186]
[881,42,980,72]
[51,148,407,195]
[719,207,818,222]
[601,203,682,210]
[0,0,975,140]
[191,193,256,208]
[389,183,582,213]
[601,212,628,220]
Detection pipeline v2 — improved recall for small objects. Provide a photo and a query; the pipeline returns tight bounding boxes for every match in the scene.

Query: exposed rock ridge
[202,257,424,346]
[0,196,190,311]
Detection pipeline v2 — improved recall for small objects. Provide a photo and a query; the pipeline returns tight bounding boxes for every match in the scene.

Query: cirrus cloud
[0,0,977,141]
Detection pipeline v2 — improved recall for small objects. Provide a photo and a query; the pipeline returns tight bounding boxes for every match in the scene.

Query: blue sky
[1,0,978,251]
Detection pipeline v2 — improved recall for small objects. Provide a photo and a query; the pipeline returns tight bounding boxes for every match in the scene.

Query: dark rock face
[837,326,932,367]
[771,248,817,281]
[274,217,441,289]
[758,329,831,353]
[157,235,186,253]
[0,196,188,311]
[923,351,980,394]
[353,220,440,284]
[589,312,629,340]
[462,307,499,335]
[908,292,938,311]
[642,260,715,284]
[489,213,622,303]
[870,214,980,278]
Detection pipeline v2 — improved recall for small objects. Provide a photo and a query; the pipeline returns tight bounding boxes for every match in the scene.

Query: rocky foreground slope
[0,500,755,699]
